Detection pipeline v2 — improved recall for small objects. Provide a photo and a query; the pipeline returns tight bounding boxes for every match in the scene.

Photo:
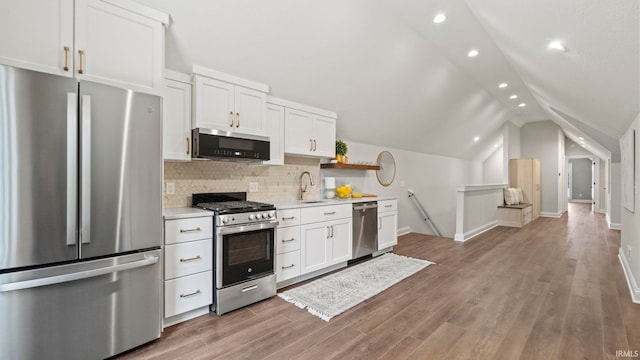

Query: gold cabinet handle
[281,216,295,221]
[282,264,295,269]
[78,50,85,74]
[324,211,336,216]
[229,111,234,127]
[313,139,317,151]
[309,139,313,151]
[179,255,201,263]
[63,46,70,71]
[179,227,201,233]
[385,205,393,208]
[236,112,240,128]
[179,289,201,298]
[281,238,295,243]
[186,137,190,155]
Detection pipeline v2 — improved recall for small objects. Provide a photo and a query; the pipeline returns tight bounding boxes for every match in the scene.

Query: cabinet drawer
[165,216,213,244]
[165,239,213,280]
[378,200,397,213]
[301,204,351,224]
[277,226,301,254]
[164,271,212,318]
[277,208,301,227]
[277,251,301,282]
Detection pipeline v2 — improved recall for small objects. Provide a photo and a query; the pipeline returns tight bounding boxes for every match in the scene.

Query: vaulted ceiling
[135,0,638,162]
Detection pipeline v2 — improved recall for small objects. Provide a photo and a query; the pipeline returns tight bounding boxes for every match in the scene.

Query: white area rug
[278,253,434,321]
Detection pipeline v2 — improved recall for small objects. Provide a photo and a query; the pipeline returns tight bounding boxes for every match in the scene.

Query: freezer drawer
[0,250,161,360]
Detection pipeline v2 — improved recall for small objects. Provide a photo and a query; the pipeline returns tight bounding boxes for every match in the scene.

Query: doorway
[567,158,594,210]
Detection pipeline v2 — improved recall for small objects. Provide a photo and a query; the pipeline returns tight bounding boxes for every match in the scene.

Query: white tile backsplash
[164,156,321,207]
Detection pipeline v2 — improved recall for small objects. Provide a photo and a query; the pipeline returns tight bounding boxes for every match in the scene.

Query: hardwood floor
[117,203,640,359]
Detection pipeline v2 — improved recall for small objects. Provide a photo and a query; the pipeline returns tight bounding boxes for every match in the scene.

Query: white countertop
[163,207,214,220]
[273,196,397,210]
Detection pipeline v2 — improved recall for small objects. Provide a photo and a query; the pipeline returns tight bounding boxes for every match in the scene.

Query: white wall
[483,146,504,184]
[619,114,639,301]
[321,140,482,238]
[610,162,622,228]
[520,121,562,216]
[502,121,521,184]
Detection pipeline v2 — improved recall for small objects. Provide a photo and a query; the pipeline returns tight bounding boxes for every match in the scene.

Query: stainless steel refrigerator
[0,65,162,359]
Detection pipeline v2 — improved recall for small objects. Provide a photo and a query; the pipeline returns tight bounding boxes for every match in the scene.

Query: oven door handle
[216,221,278,235]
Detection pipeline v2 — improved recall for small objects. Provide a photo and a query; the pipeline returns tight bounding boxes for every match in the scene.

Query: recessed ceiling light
[473,136,480,142]
[509,95,518,100]
[494,144,499,148]
[578,137,584,140]
[467,49,479,57]
[548,41,566,51]
[518,103,526,107]
[498,83,508,88]
[581,144,586,148]
[433,14,447,24]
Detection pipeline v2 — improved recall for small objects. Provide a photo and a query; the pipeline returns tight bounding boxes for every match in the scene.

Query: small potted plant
[335,140,348,163]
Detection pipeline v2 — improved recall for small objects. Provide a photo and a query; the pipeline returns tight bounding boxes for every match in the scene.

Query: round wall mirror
[376,151,396,187]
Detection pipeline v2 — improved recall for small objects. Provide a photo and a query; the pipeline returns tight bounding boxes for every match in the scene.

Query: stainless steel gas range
[193,193,277,315]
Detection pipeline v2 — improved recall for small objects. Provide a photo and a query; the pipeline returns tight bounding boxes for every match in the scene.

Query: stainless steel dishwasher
[352,201,378,259]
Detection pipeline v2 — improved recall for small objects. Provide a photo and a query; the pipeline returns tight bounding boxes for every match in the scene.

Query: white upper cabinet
[0,0,167,93]
[263,101,285,166]
[284,103,336,159]
[0,0,74,77]
[163,70,192,161]
[192,65,269,137]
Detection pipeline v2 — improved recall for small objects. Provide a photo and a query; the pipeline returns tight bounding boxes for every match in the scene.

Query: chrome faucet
[299,171,315,200]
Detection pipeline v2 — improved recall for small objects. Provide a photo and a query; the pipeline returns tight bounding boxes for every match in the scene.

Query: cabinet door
[284,108,314,156]
[234,86,267,136]
[330,219,352,264]
[312,114,337,158]
[263,103,285,165]
[301,223,330,274]
[75,0,164,92]
[378,211,397,250]
[193,76,235,130]
[163,78,192,161]
[0,0,74,77]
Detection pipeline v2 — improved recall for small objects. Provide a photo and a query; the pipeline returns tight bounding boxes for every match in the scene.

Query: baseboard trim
[454,221,497,243]
[540,211,562,218]
[618,249,640,304]
[397,227,411,237]
[596,208,606,214]
[610,223,622,230]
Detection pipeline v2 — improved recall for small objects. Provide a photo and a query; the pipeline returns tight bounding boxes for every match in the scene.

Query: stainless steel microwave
[192,128,270,162]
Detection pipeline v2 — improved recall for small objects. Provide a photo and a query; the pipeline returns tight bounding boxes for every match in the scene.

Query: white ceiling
[135,0,639,162]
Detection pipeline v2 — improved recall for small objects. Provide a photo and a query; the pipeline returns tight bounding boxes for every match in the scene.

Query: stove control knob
[262,212,270,219]
[269,212,275,219]
[221,217,229,224]
[256,213,263,219]
[248,214,255,220]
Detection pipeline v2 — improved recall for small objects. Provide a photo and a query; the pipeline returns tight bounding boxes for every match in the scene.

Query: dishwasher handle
[353,202,378,211]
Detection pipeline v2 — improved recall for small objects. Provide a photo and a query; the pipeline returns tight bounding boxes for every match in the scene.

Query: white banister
[454,184,506,242]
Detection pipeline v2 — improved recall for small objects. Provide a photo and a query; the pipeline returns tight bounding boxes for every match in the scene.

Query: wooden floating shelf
[320,163,380,170]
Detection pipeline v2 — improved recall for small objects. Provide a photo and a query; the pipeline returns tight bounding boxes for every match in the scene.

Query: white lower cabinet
[163,213,213,325]
[377,200,398,250]
[300,205,352,275]
[164,271,213,318]
[276,250,301,282]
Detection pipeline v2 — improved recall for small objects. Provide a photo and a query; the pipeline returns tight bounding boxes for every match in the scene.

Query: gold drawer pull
[179,289,201,298]
[282,216,295,220]
[236,112,240,127]
[281,238,295,243]
[179,227,201,233]
[179,255,201,263]
[229,111,234,127]
[385,205,393,208]
[324,211,336,215]
[186,137,190,155]
[282,264,295,269]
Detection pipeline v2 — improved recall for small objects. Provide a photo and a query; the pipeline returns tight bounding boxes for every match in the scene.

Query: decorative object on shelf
[324,177,336,199]
[335,184,352,198]
[335,139,348,163]
[376,151,396,186]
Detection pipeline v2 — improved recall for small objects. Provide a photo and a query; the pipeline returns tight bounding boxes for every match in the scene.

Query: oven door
[215,222,276,288]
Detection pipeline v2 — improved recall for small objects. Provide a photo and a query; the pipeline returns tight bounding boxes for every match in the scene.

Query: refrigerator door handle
[81,95,91,244]
[0,254,159,293]
[66,93,78,246]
